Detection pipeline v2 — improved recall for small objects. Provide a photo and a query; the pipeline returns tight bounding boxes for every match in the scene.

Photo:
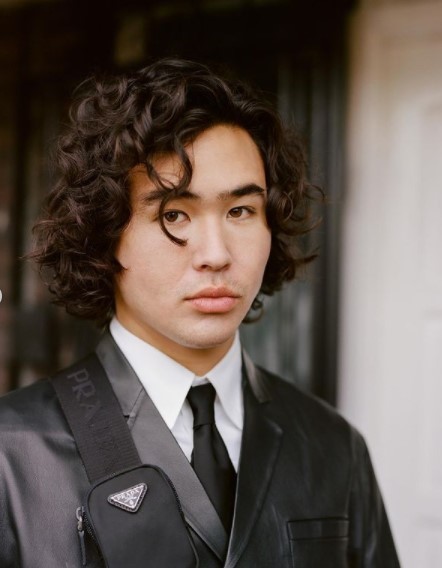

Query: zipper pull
[76,506,87,566]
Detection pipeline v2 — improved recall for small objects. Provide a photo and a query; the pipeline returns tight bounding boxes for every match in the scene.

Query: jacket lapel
[225,352,283,568]
[96,333,228,562]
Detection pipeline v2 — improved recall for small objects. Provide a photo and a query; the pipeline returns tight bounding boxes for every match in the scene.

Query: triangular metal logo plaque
[107,483,147,513]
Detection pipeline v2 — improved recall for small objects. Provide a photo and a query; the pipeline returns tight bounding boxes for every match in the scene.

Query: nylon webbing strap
[51,354,142,483]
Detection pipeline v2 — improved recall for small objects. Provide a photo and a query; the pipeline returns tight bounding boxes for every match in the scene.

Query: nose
[191,220,232,272]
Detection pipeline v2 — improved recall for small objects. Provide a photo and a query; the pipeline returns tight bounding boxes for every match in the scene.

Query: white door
[339,2,442,567]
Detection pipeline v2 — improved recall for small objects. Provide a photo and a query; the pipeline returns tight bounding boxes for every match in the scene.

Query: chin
[173,322,239,351]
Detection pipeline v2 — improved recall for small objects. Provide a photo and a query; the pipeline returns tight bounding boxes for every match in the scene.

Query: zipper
[76,506,87,566]
[77,505,105,566]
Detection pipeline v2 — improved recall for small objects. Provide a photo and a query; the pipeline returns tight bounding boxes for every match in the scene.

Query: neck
[170,341,234,375]
[114,317,235,375]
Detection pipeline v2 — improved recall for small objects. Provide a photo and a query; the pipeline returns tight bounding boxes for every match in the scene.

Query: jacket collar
[96,331,283,566]
[225,354,283,568]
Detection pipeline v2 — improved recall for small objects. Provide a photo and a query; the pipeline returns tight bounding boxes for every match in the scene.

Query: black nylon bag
[85,464,198,568]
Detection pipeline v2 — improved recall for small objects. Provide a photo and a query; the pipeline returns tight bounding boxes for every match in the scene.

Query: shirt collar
[199,333,243,429]
[109,317,243,430]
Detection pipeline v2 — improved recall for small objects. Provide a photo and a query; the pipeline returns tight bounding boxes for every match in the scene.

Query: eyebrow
[140,183,266,205]
[217,184,266,201]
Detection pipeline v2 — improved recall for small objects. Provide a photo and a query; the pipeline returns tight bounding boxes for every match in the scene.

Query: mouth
[186,287,240,314]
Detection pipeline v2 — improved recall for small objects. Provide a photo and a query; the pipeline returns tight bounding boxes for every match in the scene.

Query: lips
[186,287,240,313]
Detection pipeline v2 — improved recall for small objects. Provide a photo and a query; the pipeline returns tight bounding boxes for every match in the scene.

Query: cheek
[116,229,189,292]
[262,231,272,263]
[254,228,272,263]
[116,222,162,269]
[239,228,272,277]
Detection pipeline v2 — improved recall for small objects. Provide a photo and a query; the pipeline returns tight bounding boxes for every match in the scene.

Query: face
[114,124,271,368]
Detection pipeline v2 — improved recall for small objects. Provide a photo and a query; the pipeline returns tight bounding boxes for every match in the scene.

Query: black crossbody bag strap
[52,353,141,483]
[51,354,198,568]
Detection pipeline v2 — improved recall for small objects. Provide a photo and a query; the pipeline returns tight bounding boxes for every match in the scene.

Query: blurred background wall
[340,1,442,566]
[1,0,441,566]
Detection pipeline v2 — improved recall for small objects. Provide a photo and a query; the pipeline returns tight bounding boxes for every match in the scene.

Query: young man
[0,59,400,567]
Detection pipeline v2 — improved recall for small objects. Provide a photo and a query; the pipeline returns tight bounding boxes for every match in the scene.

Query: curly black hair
[31,58,319,326]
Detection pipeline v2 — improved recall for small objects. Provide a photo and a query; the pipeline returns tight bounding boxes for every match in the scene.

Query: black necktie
[187,383,236,532]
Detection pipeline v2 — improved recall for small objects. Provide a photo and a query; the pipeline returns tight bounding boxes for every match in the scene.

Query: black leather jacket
[0,333,400,567]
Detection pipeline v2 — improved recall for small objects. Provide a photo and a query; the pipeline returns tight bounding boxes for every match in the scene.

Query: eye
[163,210,188,224]
[228,206,255,219]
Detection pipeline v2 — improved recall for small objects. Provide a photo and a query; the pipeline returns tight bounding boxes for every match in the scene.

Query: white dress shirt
[109,318,244,471]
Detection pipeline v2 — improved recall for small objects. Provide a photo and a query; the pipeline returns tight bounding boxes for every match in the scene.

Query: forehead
[129,124,266,200]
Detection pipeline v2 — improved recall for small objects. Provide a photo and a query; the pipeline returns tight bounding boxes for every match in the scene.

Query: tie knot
[187,383,216,428]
